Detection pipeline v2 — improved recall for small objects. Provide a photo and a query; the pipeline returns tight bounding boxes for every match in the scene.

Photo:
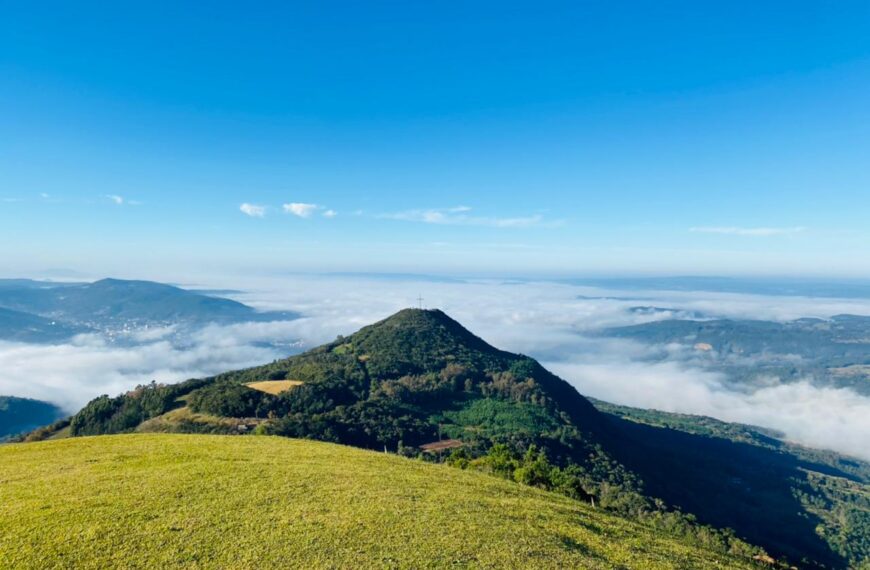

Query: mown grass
[0,434,755,569]
[244,380,304,395]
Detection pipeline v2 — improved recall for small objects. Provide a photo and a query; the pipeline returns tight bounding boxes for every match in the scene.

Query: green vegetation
[69,379,210,436]
[0,434,759,569]
[58,308,869,567]
[593,400,870,569]
[439,398,561,439]
[187,381,276,418]
[445,444,763,560]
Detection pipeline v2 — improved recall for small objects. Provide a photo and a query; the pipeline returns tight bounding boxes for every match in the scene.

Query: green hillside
[0,434,757,570]
[592,400,870,567]
[55,308,867,567]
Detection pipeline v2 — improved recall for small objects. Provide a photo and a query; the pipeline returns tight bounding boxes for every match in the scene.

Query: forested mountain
[52,309,869,568]
[0,278,298,343]
[0,396,65,441]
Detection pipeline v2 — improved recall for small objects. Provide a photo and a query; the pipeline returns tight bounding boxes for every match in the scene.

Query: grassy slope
[0,434,754,570]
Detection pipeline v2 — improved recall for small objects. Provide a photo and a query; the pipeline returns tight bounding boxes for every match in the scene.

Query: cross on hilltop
[417,295,424,309]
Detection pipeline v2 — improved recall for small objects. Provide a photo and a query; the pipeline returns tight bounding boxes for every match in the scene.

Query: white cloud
[322,209,337,218]
[383,206,546,228]
[690,226,806,237]
[283,203,321,218]
[547,356,870,462]
[106,195,124,205]
[3,274,870,460]
[240,203,266,218]
[0,322,304,412]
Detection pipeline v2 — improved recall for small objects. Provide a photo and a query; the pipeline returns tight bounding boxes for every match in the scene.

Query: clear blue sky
[2,1,870,278]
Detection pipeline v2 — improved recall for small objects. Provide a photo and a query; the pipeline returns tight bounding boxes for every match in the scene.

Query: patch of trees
[70,378,209,436]
[187,382,277,418]
[269,399,436,449]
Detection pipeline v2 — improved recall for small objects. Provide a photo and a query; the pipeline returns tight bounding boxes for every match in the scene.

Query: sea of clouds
[1,274,869,460]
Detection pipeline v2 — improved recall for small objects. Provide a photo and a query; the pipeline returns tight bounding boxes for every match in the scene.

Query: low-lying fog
[2,274,868,460]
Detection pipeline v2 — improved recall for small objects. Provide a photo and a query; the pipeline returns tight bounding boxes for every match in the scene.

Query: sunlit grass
[0,434,754,569]
[244,380,304,395]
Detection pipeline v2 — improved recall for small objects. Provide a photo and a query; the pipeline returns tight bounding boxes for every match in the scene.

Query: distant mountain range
[601,315,870,395]
[33,308,869,568]
[0,278,299,343]
[568,275,870,299]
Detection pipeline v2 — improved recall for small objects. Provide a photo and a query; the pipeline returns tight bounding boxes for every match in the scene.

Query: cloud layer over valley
[1,275,869,460]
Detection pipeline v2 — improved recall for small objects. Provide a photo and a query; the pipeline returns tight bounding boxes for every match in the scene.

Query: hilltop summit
[340,308,517,377]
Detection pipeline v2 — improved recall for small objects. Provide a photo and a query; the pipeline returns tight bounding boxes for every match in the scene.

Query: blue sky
[2,1,870,278]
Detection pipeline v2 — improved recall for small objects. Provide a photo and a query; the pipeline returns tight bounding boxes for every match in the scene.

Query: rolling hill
[0,396,66,441]
[0,277,299,343]
[0,434,758,570]
[50,309,870,567]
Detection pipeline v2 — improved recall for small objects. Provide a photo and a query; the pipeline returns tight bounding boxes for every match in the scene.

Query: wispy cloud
[283,203,320,218]
[690,226,806,237]
[322,209,337,218]
[106,194,125,205]
[240,203,266,218]
[383,206,547,228]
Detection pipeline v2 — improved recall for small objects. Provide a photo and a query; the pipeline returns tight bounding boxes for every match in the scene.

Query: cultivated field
[245,380,304,395]
[0,434,755,569]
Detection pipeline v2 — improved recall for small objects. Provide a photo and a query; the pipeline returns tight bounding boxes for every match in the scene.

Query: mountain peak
[377,307,465,330]
[344,308,512,375]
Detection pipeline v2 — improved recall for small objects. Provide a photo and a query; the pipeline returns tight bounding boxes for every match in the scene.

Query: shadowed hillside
[0,396,65,441]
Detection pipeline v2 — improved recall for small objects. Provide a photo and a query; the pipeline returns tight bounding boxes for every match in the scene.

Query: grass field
[135,406,262,433]
[0,434,755,569]
[244,380,304,395]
